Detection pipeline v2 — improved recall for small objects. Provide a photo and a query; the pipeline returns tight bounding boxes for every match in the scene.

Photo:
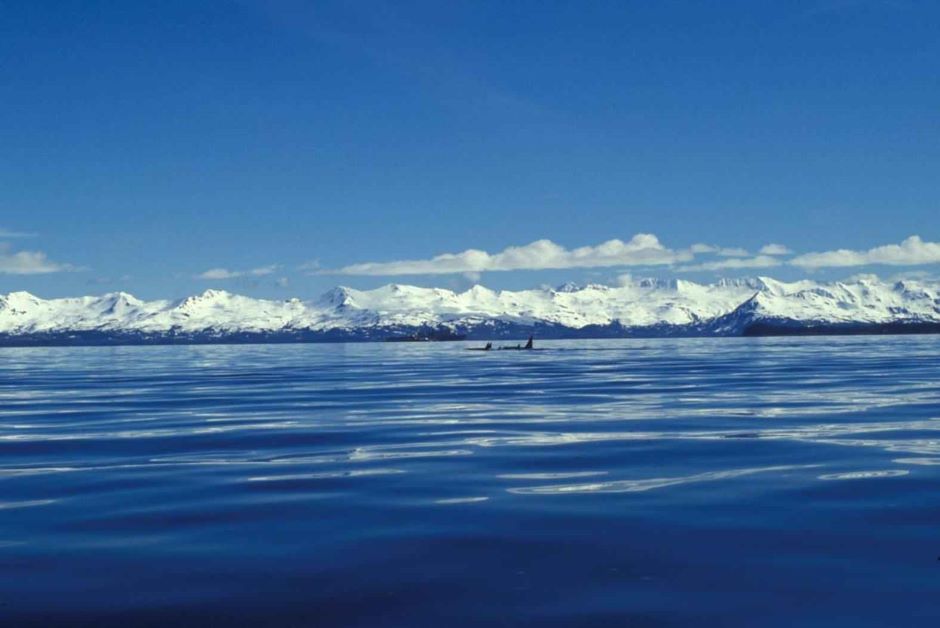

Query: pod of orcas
[467,336,534,351]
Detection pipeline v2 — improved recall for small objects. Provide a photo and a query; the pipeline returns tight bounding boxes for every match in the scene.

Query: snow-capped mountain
[1,276,939,345]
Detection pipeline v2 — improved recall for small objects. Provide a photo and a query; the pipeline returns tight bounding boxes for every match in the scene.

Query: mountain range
[2,276,939,346]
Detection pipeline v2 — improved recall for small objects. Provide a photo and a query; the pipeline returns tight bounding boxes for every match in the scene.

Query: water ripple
[2,337,940,625]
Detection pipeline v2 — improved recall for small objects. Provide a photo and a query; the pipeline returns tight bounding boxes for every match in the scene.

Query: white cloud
[318,233,940,277]
[0,245,76,275]
[0,227,34,238]
[275,277,290,288]
[195,265,279,280]
[196,268,238,280]
[678,255,782,272]
[324,234,691,276]
[790,236,940,269]
[249,265,279,276]
[887,270,939,282]
[690,244,750,257]
[759,243,792,255]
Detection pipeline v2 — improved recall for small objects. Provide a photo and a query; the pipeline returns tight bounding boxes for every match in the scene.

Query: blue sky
[1,0,938,299]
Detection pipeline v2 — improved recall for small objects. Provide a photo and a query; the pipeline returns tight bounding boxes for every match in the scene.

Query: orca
[498,335,535,350]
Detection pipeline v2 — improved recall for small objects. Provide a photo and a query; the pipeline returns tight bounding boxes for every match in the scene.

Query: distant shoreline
[2,322,939,348]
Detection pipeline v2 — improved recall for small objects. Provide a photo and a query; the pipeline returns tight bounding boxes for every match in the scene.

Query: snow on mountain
[1,276,939,344]
[709,276,940,334]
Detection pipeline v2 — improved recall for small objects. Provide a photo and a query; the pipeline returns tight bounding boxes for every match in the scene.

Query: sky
[1,0,938,299]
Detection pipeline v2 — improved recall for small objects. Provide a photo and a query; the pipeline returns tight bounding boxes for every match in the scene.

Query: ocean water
[1,337,939,627]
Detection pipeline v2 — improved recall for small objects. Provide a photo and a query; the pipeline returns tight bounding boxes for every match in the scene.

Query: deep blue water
[1,337,940,627]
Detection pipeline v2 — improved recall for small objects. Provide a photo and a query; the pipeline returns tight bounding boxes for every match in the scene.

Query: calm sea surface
[1,337,939,627]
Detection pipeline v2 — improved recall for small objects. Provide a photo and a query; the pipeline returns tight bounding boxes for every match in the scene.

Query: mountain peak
[200,289,231,299]
[5,290,40,301]
[318,286,356,308]
[103,291,142,304]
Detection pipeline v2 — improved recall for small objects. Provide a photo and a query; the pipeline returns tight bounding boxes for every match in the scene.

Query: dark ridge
[1,319,939,347]
[742,321,940,336]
